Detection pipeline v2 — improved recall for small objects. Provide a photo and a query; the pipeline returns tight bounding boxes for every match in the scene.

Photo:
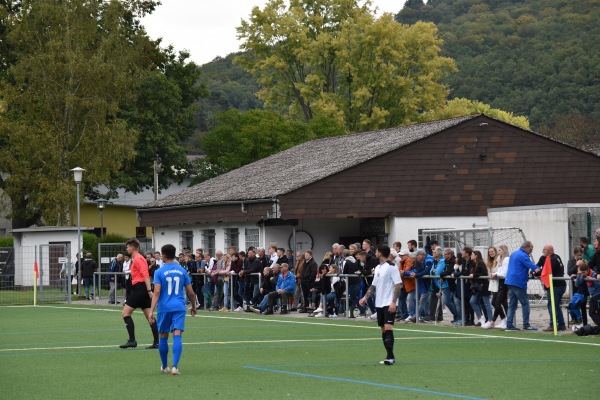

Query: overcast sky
[141,1,408,65]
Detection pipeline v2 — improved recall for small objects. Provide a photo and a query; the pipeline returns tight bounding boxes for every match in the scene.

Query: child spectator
[569,261,590,326]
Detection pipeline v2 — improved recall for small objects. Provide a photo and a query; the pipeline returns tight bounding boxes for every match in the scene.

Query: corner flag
[34,261,39,279]
[540,255,552,289]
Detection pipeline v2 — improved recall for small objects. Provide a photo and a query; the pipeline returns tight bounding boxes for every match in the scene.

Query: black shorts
[125,283,151,310]
[376,306,395,327]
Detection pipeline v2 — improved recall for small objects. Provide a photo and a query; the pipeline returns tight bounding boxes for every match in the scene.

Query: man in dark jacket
[248,265,280,313]
[81,253,97,300]
[459,247,476,325]
[358,250,379,318]
[537,245,567,332]
[107,254,123,304]
[299,250,318,311]
[239,249,262,309]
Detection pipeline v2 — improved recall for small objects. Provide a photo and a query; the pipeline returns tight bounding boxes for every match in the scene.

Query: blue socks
[159,337,168,368]
[172,335,182,368]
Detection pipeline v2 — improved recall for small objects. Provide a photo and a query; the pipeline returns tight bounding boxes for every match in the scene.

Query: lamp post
[96,199,107,239]
[71,167,85,298]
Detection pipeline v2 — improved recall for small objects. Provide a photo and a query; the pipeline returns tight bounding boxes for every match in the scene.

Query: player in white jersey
[359,244,402,365]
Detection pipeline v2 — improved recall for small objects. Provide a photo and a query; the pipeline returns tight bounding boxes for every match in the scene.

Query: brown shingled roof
[140,115,478,209]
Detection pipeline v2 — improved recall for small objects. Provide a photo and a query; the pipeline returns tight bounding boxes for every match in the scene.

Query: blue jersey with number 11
[153,262,191,313]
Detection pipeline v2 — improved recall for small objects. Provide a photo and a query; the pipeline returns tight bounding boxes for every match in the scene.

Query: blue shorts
[156,311,186,333]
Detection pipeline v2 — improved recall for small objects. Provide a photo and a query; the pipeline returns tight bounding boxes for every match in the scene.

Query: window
[202,229,216,256]
[245,228,259,250]
[135,227,147,239]
[224,228,239,250]
[179,231,194,252]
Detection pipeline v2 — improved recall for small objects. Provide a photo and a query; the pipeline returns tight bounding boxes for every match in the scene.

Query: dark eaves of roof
[139,114,479,210]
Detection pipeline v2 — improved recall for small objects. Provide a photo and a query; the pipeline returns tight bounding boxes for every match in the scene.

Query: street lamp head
[96,199,107,210]
[70,167,85,183]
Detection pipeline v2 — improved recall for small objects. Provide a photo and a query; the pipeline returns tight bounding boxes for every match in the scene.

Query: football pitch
[0,305,598,399]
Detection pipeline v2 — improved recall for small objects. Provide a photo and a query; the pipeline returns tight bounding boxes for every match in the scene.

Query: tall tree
[0,0,203,228]
[539,114,600,155]
[236,0,455,132]
[105,45,206,198]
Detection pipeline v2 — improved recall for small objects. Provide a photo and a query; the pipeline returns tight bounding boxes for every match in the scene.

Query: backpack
[574,324,600,336]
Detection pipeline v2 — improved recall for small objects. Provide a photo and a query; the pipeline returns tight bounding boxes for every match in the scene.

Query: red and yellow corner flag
[540,255,552,289]
[34,261,39,280]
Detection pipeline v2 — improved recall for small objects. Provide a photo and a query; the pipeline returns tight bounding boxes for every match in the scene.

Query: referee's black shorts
[125,283,151,309]
[376,306,395,327]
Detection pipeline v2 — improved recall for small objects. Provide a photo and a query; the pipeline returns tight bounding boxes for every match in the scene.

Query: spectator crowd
[97,227,600,336]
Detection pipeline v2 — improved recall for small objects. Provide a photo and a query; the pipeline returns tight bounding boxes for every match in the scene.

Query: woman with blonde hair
[487,246,498,271]
[483,245,510,329]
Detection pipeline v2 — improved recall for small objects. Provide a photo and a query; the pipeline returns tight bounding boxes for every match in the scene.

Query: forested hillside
[396,0,600,131]
[196,52,263,132]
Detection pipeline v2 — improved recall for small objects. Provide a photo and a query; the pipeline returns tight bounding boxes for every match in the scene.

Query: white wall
[155,219,362,261]
[389,216,488,251]
[155,222,261,255]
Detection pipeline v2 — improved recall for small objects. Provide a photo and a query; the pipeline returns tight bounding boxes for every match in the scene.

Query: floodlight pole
[71,167,85,298]
[96,199,107,239]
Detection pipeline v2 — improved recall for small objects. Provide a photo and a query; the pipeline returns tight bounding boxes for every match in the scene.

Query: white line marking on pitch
[0,337,468,353]
[8,305,600,348]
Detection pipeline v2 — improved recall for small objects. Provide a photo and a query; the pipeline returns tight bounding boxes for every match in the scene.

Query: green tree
[236,0,455,132]
[104,46,206,198]
[0,1,205,227]
[201,109,316,172]
[395,0,600,130]
[539,114,600,154]
[195,108,345,183]
[196,53,263,134]
[422,98,530,129]
[0,0,144,227]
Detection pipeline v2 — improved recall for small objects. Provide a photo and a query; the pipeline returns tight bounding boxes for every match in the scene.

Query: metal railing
[93,272,126,304]
[92,270,596,329]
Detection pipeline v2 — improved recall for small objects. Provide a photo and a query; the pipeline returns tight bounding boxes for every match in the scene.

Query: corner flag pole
[33,261,39,306]
[549,274,557,335]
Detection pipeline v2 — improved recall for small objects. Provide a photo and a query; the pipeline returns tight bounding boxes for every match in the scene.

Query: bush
[0,236,14,247]
[82,232,99,262]
[100,233,129,244]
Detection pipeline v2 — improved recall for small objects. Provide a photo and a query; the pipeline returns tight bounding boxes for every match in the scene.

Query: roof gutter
[136,198,276,213]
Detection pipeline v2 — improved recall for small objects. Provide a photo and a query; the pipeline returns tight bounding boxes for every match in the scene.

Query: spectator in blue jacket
[414,250,433,321]
[265,263,296,315]
[504,241,541,331]
[430,247,459,323]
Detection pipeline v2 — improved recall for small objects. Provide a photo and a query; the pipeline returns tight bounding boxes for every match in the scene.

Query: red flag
[34,261,39,279]
[540,255,552,289]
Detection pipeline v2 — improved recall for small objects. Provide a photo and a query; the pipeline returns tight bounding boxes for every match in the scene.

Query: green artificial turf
[0,305,598,399]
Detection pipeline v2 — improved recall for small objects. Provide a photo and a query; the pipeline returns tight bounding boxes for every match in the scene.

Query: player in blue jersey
[149,244,197,375]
